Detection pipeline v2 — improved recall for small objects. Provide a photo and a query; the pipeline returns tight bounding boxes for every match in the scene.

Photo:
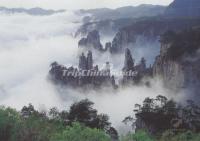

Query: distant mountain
[0,7,65,15]
[75,18,137,37]
[76,4,166,36]
[78,4,166,21]
[165,0,200,17]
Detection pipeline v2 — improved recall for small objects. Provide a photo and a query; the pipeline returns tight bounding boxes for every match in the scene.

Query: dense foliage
[50,122,111,141]
[121,130,154,141]
[0,99,116,141]
[123,95,200,138]
[121,130,200,141]
[1,97,200,141]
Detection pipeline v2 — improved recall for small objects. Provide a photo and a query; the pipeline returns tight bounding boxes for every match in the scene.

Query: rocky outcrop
[109,18,200,53]
[78,18,200,54]
[49,51,117,89]
[122,48,152,85]
[123,48,134,71]
[87,51,93,70]
[153,46,186,90]
[110,30,134,53]
[79,53,87,70]
[165,0,200,18]
[79,51,93,70]
[122,48,136,84]
[75,19,136,37]
[49,48,152,89]
[105,42,112,51]
[78,30,104,51]
[153,29,200,95]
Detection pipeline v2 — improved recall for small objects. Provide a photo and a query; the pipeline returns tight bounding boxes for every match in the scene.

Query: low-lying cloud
[0,11,185,134]
[0,11,80,107]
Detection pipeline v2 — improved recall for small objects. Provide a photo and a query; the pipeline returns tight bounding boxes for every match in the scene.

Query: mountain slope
[79,4,166,21]
[76,4,166,36]
[165,0,200,17]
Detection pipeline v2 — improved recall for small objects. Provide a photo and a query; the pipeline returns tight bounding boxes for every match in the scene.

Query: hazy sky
[0,0,173,10]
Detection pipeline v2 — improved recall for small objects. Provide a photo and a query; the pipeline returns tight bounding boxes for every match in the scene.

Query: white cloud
[0,10,186,133]
[0,11,81,108]
[0,0,173,9]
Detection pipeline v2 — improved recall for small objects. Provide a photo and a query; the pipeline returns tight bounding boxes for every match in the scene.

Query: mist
[0,11,186,134]
[0,11,81,108]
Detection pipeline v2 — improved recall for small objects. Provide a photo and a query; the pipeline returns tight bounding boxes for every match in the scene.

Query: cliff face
[78,30,104,51]
[79,51,93,70]
[153,44,186,90]
[75,18,136,37]
[49,51,117,89]
[111,30,135,53]
[165,0,200,18]
[78,18,200,54]
[110,18,200,53]
[123,48,134,71]
[122,48,152,85]
[153,29,200,95]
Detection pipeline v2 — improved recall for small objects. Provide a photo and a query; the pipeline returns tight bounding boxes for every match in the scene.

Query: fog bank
[0,11,186,133]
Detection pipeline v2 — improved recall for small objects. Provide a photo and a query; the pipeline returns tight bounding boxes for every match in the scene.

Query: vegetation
[0,97,200,141]
[123,95,200,141]
[160,28,200,60]
[0,99,116,141]
[50,122,111,141]
[120,130,200,141]
[121,130,154,141]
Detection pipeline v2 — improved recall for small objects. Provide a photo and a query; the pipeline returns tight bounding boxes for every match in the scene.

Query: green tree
[50,122,111,141]
[0,106,20,141]
[121,130,155,141]
[68,99,111,130]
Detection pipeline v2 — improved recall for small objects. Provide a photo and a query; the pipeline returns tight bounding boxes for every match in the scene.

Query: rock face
[123,48,134,71]
[87,51,93,70]
[49,51,117,89]
[79,53,87,70]
[105,42,112,51]
[122,48,152,84]
[153,29,200,96]
[165,0,200,18]
[78,30,104,51]
[110,30,133,53]
[78,18,200,54]
[109,18,200,53]
[49,49,152,89]
[79,51,93,70]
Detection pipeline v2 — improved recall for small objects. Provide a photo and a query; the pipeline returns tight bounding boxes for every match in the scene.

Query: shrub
[160,131,200,141]
[120,130,155,141]
[0,106,20,141]
[50,122,111,141]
